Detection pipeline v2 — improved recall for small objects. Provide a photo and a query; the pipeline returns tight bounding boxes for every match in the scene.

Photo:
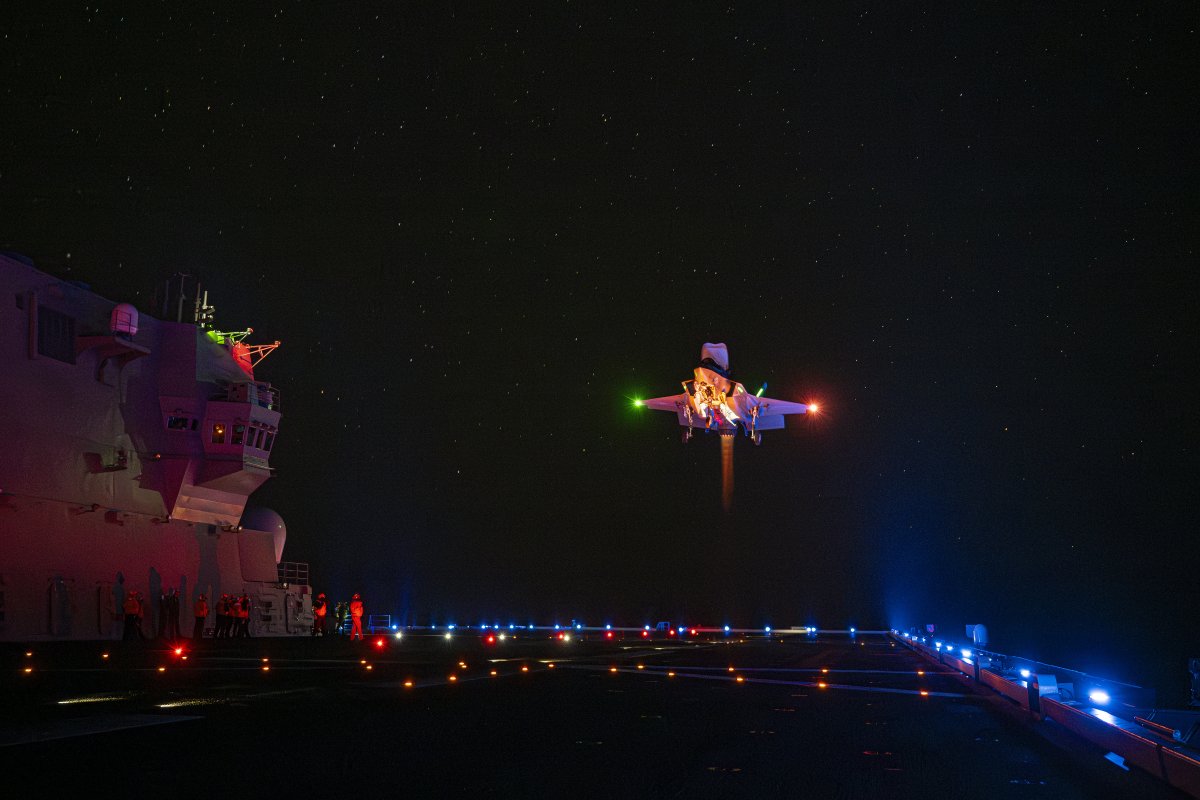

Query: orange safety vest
[194,599,208,617]
[314,601,327,618]
[350,600,363,619]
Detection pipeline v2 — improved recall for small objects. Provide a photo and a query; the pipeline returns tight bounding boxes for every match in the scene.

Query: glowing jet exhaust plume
[721,435,734,512]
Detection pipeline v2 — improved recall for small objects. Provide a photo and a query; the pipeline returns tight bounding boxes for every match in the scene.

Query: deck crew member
[349,593,364,641]
[193,594,208,640]
[238,593,253,638]
[122,591,141,641]
[215,594,230,638]
[312,592,327,637]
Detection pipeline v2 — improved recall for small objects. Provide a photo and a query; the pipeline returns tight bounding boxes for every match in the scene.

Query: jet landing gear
[747,408,763,445]
[679,401,696,443]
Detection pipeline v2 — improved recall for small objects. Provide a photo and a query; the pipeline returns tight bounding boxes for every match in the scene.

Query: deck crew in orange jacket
[349,594,364,640]
[122,593,141,641]
[312,593,327,637]
[193,594,208,641]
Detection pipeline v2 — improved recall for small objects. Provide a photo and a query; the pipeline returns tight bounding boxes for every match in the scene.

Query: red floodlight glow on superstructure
[207,329,281,378]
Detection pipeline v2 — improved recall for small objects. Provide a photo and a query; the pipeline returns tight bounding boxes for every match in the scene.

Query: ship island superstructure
[0,253,312,640]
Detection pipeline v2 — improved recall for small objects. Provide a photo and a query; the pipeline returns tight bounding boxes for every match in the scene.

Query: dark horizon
[3,4,1196,690]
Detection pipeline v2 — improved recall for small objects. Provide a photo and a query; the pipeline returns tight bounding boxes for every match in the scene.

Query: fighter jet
[638,343,816,445]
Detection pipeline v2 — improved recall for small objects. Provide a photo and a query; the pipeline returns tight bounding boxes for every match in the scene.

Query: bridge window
[232,424,245,445]
[254,428,265,449]
[167,416,190,430]
[37,305,76,364]
[263,432,275,451]
[211,423,226,444]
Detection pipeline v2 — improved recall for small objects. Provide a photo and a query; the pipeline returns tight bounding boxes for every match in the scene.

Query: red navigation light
[375,638,385,648]
[486,635,496,644]
[556,632,564,640]
[668,629,676,636]
[605,631,614,639]
[691,628,699,636]
[173,647,184,656]
[641,630,649,638]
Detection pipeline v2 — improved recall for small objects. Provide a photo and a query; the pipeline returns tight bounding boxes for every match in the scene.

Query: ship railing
[277,561,309,587]
[900,632,1152,707]
[221,381,281,412]
[256,383,280,411]
[367,615,392,634]
[967,644,1144,692]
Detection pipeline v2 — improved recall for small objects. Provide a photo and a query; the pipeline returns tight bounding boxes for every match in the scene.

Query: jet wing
[754,396,809,416]
[642,394,688,412]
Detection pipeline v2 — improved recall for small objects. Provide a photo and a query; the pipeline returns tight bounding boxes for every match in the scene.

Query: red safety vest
[350,600,363,619]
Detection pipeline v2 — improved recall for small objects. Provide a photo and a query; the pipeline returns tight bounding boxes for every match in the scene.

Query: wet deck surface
[0,634,1183,798]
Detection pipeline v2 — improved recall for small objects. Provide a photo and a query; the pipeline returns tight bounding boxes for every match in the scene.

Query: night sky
[3,5,1196,688]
